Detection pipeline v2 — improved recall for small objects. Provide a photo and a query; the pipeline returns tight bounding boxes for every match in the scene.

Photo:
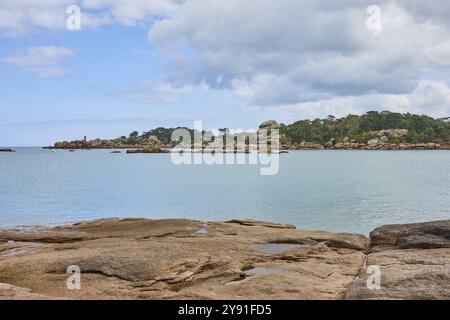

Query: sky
[1,0,450,146]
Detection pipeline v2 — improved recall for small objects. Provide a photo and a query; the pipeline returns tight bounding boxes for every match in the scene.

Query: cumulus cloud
[0,0,74,36]
[267,80,450,123]
[0,0,179,35]
[2,46,75,77]
[2,0,450,117]
[425,42,450,67]
[396,0,450,26]
[408,80,450,117]
[81,0,179,26]
[148,0,450,108]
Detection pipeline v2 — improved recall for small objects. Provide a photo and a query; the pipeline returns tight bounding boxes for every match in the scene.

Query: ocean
[1,147,449,234]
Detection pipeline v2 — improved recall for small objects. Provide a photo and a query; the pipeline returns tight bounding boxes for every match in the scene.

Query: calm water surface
[0,147,449,234]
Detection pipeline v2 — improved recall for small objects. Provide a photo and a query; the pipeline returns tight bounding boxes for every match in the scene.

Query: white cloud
[0,0,179,35]
[2,46,75,77]
[268,80,450,123]
[0,1,73,36]
[2,0,450,118]
[81,0,179,26]
[148,1,450,106]
[408,80,450,117]
[425,42,450,67]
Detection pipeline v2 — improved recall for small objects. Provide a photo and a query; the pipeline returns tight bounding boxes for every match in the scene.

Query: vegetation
[119,111,450,146]
[281,111,450,144]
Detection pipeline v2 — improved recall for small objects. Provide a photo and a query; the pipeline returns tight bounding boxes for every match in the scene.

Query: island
[45,111,450,152]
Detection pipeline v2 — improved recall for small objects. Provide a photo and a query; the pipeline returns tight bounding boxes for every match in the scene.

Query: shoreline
[3,146,450,153]
[42,141,450,151]
[1,218,449,300]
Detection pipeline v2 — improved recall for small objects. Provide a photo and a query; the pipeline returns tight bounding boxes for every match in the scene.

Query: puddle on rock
[225,267,289,286]
[191,228,209,236]
[252,243,307,254]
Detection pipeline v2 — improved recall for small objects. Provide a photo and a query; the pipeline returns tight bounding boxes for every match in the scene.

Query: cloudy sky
[1,0,450,145]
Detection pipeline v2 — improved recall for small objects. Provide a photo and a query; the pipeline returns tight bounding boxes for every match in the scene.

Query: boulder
[379,136,389,144]
[259,120,280,130]
[370,220,450,250]
[374,129,408,138]
[345,248,450,300]
[346,220,450,300]
[367,138,379,147]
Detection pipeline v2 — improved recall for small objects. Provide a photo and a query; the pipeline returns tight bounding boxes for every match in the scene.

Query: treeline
[115,127,196,146]
[280,111,450,144]
[119,111,450,145]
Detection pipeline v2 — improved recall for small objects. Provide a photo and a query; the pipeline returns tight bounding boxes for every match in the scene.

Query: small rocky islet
[0,218,449,300]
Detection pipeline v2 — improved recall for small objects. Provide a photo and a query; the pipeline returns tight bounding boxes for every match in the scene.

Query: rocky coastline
[46,139,450,152]
[0,218,449,300]
[288,141,450,150]
[45,139,172,151]
[46,124,450,152]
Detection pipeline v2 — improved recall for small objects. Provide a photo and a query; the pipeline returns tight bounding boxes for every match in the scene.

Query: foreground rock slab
[0,218,449,300]
[0,218,368,300]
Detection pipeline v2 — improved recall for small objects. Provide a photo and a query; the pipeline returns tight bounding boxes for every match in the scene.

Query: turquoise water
[0,147,449,234]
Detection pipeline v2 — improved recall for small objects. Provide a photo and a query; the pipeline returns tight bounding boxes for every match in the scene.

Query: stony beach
[0,218,449,300]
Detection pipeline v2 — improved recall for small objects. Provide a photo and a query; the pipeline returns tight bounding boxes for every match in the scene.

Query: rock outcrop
[288,141,450,150]
[289,142,324,150]
[0,218,367,300]
[373,129,409,138]
[0,283,60,300]
[259,120,281,130]
[370,220,450,250]
[126,146,170,154]
[0,218,449,300]
[48,138,171,151]
[345,220,450,300]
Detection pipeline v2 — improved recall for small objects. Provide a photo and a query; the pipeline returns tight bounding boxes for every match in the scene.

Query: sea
[1,147,449,234]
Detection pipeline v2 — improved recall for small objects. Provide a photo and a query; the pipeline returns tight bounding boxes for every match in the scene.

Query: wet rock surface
[0,218,449,300]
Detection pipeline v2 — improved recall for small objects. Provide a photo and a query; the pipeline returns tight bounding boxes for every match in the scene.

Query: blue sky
[0,25,261,145]
[1,1,450,146]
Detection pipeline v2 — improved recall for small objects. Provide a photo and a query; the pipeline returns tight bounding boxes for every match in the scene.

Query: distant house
[438,117,450,122]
